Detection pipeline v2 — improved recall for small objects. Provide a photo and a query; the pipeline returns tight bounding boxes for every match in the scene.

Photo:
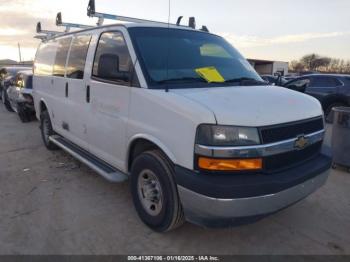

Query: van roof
[44,22,212,41]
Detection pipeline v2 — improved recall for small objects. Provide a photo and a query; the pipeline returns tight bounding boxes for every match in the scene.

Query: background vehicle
[6,70,35,122]
[1,66,31,112]
[261,74,288,86]
[283,74,350,122]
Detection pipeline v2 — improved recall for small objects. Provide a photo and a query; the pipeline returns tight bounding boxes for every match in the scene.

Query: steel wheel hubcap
[137,169,163,216]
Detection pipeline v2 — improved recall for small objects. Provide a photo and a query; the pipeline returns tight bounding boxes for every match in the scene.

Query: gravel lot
[0,104,349,255]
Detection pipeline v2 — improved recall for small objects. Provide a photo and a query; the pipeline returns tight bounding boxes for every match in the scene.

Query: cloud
[0,28,26,36]
[219,31,350,48]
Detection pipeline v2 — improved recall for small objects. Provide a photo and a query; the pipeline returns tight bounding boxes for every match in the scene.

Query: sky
[0,0,349,62]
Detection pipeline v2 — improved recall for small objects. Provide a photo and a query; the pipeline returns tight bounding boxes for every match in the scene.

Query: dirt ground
[0,105,349,255]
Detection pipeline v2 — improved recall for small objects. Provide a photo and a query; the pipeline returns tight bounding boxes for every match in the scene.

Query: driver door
[85,30,134,170]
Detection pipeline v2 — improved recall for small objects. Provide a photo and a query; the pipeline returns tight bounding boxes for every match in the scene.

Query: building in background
[248,59,289,76]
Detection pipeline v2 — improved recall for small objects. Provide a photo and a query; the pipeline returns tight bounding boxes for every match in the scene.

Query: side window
[310,76,340,87]
[92,32,132,86]
[66,35,92,79]
[34,42,57,76]
[53,37,72,77]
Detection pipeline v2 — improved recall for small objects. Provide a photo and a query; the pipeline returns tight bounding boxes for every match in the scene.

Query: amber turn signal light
[198,157,263,171]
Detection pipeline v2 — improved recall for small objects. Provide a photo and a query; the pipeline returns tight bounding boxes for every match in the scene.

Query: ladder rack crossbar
[87,0,189,27]
[56,12,93,30]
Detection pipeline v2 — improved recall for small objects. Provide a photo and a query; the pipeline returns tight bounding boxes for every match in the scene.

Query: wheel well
[322,95,348,111]
[40,101,47,114]
[128,139,165,172]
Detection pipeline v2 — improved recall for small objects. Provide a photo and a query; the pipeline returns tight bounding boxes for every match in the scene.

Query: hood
[170,85,323,127]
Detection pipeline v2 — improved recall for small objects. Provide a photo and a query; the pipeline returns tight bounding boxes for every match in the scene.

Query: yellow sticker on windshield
[195,67,225,83]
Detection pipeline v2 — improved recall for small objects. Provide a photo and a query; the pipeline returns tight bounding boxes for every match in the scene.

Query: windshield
[128,27,263,89]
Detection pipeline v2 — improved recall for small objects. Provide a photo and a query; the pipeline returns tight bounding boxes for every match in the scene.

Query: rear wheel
[2,88,14,112]
[325,102,346,123]
[40,110,59,150]
[130,150,185,232]
[18,103,31,123]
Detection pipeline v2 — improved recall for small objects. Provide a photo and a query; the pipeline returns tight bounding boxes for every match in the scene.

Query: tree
[300,54,331,71]
[289,60,305,72]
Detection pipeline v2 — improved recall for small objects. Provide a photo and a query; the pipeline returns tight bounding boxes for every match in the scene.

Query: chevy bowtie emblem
[294,135,309,150]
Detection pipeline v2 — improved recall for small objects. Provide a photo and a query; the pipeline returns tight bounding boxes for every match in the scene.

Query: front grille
[264,141,322,172]
[259,117,324,144]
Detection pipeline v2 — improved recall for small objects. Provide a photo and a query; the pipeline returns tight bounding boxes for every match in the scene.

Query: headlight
[196,124,260,146]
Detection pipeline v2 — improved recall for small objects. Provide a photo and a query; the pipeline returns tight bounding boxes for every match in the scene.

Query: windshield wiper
[224,77,267,86]
[157,77,207,84]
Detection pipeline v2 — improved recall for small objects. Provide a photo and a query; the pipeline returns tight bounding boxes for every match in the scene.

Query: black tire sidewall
[40,111,58,150]
[131,152,178,232]
[18,104,29,123]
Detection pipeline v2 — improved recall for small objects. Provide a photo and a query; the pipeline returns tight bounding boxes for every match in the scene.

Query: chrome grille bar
[195,130,325,158]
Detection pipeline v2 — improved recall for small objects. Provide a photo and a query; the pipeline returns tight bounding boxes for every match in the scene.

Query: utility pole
[18,43,22,64]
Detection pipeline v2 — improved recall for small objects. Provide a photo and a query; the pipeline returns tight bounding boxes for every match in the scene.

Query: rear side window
[53,37,72,77]
[310,76,341,87]
[92,31,133,86]
[66,35,92,79]
[34,42,57,76]
[310,76,340,87]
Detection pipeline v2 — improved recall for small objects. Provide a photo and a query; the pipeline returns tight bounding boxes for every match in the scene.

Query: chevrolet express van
[33,23,331,232]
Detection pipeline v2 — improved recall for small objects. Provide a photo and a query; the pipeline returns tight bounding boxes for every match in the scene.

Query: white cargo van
[33,22,331,232]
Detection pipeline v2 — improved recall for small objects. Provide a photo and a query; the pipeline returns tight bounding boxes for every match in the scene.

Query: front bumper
[175,153,331,227]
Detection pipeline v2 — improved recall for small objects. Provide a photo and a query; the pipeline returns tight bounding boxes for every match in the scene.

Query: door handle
[86,85,90,103]
[65,83,69,98]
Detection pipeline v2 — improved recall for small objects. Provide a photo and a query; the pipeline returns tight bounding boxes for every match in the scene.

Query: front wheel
[40,110,59,150]
[130,150,185,232]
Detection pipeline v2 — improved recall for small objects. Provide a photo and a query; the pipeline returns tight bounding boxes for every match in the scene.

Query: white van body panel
[170,85,323,127]
[127,88,216,170]
[32,23,325,172]
[83,27,135,171]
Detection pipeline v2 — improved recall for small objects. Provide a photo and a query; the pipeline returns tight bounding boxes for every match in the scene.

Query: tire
[18,103,31,123]
[325,102,346,123]
[2,88,14,112]
[40,110,60,150]
[130,150,185,232]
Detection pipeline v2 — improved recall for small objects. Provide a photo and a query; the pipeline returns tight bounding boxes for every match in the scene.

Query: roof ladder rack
[87,0,184,27]
[34,35,48,41]
[56,12,93,32]
[36,22,62,39]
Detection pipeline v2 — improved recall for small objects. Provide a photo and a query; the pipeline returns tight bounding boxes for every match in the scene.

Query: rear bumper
[175,153,331,227]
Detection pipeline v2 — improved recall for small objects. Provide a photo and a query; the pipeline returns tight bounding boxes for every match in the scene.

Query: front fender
[126,134,177,171]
